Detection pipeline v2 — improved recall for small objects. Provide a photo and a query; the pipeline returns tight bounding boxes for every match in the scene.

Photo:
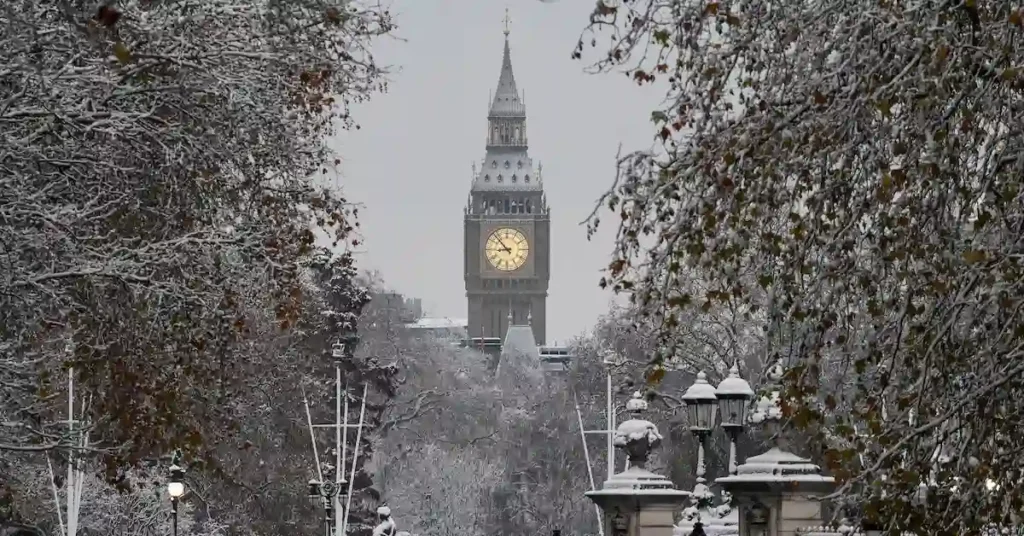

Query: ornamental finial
[503,8,511,37]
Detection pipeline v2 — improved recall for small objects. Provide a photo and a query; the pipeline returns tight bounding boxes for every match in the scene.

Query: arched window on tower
[493,126,499,143]
[514,126,520,143]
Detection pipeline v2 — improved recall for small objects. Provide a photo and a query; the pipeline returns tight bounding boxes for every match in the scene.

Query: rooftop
[405,317,468,330]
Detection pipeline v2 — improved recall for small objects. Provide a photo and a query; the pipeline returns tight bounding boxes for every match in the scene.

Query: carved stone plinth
[715,448,836,536]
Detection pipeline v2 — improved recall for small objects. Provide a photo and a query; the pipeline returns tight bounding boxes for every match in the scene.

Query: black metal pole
[171,496,179,536]
[325,501,332,536]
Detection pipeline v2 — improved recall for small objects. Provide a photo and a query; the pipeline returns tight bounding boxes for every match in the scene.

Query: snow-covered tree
[7,461,226,536]
[369,317,598,536]
[379,444,502,536]
[1,0,388,463]
[2,0,395,533]
[574,1,1024,533]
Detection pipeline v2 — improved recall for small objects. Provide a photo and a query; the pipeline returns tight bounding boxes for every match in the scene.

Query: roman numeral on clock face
[485,228,529,271]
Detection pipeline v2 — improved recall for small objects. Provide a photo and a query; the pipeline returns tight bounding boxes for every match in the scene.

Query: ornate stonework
[464,21,550,345]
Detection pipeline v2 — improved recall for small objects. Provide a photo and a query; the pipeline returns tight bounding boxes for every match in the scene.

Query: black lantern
[715,363,754,428]
[682,371,718,432]
[340,329,359,357]
[167,464,185,499]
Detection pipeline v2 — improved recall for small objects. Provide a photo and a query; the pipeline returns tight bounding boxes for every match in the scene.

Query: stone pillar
[586,393,691,536]
[715,448,836,536]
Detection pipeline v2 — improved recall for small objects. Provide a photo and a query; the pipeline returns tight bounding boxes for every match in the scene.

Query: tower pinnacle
[488,12,524,118]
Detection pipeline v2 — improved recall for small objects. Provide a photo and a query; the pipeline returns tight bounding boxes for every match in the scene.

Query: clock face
[485,228,529,271]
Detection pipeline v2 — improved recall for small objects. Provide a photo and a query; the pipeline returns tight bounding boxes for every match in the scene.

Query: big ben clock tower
[464,15,549,346]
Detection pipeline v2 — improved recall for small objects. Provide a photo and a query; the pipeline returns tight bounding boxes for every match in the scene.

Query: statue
[371,506,396,536]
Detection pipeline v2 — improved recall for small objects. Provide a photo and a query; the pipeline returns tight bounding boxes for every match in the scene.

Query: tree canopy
[576,1,1024,533]
[2,0,396,533]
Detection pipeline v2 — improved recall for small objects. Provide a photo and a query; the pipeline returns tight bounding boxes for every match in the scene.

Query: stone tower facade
[464,24,549,346]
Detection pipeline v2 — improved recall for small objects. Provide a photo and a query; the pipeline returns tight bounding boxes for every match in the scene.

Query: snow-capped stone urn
[619,391,661,469]
[586,392,691,536]
[715,363,836,536]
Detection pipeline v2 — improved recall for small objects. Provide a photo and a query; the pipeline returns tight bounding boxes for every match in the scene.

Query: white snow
[715,363,755,398]
[682,371,719,401]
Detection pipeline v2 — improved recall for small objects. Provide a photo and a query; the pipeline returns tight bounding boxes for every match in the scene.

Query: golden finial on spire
[503,7,511,37]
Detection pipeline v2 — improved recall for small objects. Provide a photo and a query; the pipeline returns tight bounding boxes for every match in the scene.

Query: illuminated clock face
[485,228,529,271]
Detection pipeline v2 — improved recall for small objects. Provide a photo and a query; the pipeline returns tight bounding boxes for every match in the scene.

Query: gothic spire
[489,9,525,117]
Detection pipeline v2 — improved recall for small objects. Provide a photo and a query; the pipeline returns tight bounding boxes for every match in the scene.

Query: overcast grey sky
[329,0,661,343]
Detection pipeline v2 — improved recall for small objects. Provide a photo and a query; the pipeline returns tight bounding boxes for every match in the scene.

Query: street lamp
[714,362,755,474]
[678,365,752,532]
[168,461,185,536]
[309,479,344,536]
[339,328,360,359]
[682,371,718,491]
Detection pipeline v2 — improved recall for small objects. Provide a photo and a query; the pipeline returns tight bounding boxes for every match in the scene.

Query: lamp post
[334,326,359,536]
[167,458,185,536]
[677,365,752,535]
[309,479,344,536]
[682,371,718,507]
[601,349,620,478]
